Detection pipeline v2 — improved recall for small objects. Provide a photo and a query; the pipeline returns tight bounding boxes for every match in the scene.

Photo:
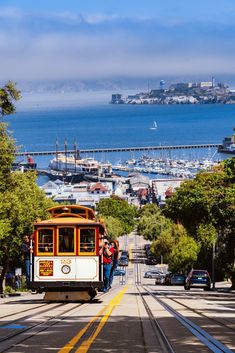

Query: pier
[16,143,222,156]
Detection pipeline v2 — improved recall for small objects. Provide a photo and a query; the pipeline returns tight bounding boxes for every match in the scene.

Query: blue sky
[0,0,235,82]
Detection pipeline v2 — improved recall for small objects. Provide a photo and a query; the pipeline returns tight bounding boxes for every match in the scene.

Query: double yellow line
[59,285,128,353]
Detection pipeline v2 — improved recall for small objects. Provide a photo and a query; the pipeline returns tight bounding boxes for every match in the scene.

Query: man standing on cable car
[99,240,114,292]
[22,235,33,289]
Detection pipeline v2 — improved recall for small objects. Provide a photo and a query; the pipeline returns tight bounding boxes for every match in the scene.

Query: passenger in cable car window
[80,244,88,252]
[59,237,68,252]
[44,243,52,252]
[59,234,74,253]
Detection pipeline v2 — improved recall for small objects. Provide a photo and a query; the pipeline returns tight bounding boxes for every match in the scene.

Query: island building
[111,78,232,105]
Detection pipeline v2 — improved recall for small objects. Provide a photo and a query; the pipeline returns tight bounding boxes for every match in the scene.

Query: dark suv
[184,269,211,291]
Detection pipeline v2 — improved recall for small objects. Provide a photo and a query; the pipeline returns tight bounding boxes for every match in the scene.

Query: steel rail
[160,291,235,332]
[0,300,48,320]
[143,285,234,353]
[136,285,175,353]
[0,302,85,352]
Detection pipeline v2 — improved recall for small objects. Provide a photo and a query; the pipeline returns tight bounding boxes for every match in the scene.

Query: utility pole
[212,241,216,290]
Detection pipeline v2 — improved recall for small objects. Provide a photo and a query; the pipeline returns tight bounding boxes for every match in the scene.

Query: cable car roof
[34,217,104,227]
[47,205,95,220]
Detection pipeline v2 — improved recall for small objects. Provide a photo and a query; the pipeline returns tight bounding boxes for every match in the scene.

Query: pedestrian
[14,274,21,290]
[109,240,119,288]
[99,239,114,292]
[5,271,13,287]
[22,235,33,289]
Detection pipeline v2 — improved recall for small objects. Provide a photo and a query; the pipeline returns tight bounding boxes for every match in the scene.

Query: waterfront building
[111,93,123,104]
[200,81,213,88]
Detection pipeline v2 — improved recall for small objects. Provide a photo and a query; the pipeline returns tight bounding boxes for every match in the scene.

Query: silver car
[144,270,162,279]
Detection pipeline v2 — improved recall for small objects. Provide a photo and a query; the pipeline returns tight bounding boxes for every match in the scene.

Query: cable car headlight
[61,265,71,274]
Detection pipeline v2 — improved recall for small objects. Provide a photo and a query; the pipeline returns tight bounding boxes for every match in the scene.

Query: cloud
[0,7,23,19]
[0,7,235,81]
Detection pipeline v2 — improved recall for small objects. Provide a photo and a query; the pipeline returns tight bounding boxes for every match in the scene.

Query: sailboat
[149,121,158,130]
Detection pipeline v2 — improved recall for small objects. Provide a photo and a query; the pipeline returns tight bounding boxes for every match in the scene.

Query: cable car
[30,205,105,301]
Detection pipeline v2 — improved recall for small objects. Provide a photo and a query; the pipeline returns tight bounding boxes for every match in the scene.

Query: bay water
[5,92,235,177]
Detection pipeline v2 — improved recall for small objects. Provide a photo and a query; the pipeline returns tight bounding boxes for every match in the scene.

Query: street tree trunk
[0,254,10,294]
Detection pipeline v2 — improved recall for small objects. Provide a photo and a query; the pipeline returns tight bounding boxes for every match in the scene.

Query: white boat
[47,154,113,179]
[149,121,158,130]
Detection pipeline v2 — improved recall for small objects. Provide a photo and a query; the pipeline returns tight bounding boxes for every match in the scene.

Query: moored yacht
[44,154,113,182]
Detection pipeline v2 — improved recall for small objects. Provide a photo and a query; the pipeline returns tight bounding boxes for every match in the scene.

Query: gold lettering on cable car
[60,259,72,265]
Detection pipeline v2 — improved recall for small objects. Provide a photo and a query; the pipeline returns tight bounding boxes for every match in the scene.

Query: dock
[15,143,222,157]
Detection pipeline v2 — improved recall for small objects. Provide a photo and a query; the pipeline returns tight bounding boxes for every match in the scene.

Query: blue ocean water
[5,92,235,169]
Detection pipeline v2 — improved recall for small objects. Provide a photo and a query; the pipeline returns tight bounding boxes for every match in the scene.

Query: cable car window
[80,228,95,253]
[58,228,75,253]
[38,229,53,253]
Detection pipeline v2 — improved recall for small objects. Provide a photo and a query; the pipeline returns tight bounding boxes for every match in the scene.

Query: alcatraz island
[111,78,235,105]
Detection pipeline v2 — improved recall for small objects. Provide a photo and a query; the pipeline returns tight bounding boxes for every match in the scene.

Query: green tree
[0,123,16,192]
[137,203,170,241]
[0,170,54,293]
[102,216,125,239]
[97,197,137,235]
[137,214,169,241]
[0,82,55,293]
[0,81,21,116]
[164,162,235,287]
[139,203,160,217]
[151,223,199,271]
[170,234,199,272]
[0,82,20,191]
[151,229,175,264]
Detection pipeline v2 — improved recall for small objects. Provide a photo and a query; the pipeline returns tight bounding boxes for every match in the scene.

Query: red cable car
[30,205,105,301]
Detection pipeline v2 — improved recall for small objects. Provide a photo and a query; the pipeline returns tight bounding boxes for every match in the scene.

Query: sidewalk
[214,280,234,292]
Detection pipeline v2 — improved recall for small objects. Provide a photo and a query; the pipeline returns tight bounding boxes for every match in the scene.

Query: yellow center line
[58,285,128,353]
[75,285,128,353]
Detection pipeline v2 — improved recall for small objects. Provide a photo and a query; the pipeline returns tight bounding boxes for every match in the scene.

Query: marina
[112,155,219,179]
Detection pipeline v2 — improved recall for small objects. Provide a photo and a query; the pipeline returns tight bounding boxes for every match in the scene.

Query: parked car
[113,267,126,276]
[155,273,166,284]
[144,270,161,279]
[121,250,129,259]
[118,256,129,266]
[184,269,211,290]
[170,273,186,285]
[145,257,158,265]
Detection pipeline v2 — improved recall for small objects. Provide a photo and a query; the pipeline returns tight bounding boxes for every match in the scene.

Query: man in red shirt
[99,240,114,292]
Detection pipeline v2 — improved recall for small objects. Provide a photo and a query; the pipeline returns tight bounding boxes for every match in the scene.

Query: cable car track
[0,302,67,331]
[136,285,175,353]
[0,302,87,352]
[139,285,234,353]
[151,288,235,332]
[0,300,49,320]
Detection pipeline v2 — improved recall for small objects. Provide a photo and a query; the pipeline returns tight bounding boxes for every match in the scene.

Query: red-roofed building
[88,182,109,194]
